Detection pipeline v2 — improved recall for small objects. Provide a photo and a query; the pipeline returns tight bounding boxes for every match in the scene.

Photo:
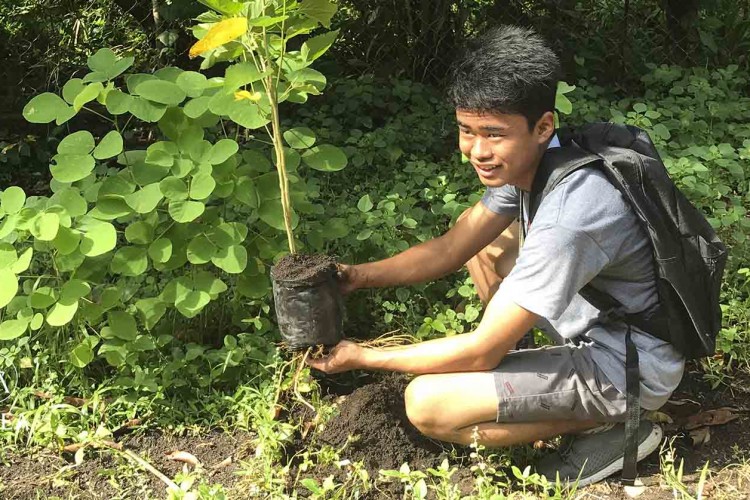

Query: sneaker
[534,420,663,487]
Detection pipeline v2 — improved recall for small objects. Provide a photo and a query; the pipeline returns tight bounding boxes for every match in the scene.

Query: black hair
[447,25,561,129]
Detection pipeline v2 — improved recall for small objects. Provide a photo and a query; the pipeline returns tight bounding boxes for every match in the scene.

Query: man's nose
[471,137,492,160]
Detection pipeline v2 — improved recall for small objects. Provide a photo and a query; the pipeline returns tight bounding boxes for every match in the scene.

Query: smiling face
[457,110,555,191]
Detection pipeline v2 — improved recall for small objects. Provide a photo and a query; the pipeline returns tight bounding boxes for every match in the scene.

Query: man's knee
[404,376,444,436]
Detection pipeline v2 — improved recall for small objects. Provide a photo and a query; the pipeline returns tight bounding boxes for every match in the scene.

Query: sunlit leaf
[189,18,248,59]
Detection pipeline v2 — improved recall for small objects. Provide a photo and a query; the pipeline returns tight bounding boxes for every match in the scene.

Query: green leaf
[52,226,81,255]
[160,177,189,201]
[46,300,78,327]
[187,235,217,264]
[148,238,172,263]
[175,291,211,318]
[50,188,87,217]
[30,213,60,241]
[73,82,104,112]
[10,247,34,274]
[299,0,337,27]
[0,269,18,308]
[30,313,43,331]
[105,89,133,115]
[90,195,131,220]
[234,177,259,207]
[125,183,164,213]
[146,143,176,167]
[70,341,94,368]
[357,194,373,212]
[171,158,194,178]
[108,311,138,341]
[301,30,339,62]
[283,127,316,149]
[209,139,239,164]
[0,244,19,269]
[87,48,117,73]
[79,220,117,257]
[356,229,372,240]
[169,200,205,223]
[93,131,124,159]
[259,198,298,230]
[302,144,348,171]
[197,0,243,15]
[0,319,28,340]
[125,221,154,245]
[129,97,167,122]
[653,123,671,140]
[184,96,211,119]
[224,62,264,90]
[2,187,26,214]
[176,71,208,98]
[111,247,149,276]
[237,273,269,299]
[194,270,227,297]
[211,244,247,273]
[58,131,95,155]
[228,100,270,129]
[23,93,69,124]
[189,173,216,200]
[50,154,96,183]
[633,102,648,113]
[60,279,91,302]
[134,80,186,106]
[135,298,167,330]
[555,93,572,115]
[62,78,86,104]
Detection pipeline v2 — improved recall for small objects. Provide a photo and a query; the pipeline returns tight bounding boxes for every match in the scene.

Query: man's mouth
[474,164,498,171]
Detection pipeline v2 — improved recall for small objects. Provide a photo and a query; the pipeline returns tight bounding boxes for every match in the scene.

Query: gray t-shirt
[482,167,684,410]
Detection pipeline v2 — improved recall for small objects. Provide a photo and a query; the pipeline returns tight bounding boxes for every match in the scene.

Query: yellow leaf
[234,90,262,102]
[189,17,248,59]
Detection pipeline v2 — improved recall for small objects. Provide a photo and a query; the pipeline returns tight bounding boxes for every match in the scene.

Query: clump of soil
[271,254,337,283]
[317,374,448,475]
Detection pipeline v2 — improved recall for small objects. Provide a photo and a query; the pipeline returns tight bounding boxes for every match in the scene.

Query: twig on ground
[121,448,179,492]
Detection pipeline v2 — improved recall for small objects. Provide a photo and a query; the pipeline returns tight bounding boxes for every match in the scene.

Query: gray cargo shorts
[493,344,627,423]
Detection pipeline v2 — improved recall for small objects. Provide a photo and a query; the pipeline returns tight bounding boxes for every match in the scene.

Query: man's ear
[534,111,556,143]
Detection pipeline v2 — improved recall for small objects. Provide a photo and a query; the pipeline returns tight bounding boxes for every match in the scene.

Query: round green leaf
[62,78,86,104]
[134,80,186,106]
[88,48,116,73]
[159,177,188,201]
[0,243,17,269]
[0,319,28,340]
[105,89,133,115]
[30,287,56,309]
[30,213,60,241]
[283,127,316,149]
[234,177,259,207]
[176,71,208,98]
[0,269,18,308]
[73,82,104,112]
[209,139,239,165]
[58,131,95,155]
[89,195,132,220]
[302,144,348,172]
[111,247,149,276]
[194,270,227,297]
[125,184,163,213]
[148,238,172,263]
[211,244,247,274]
[189,173,216,200]
[52,226,81,255]
[169,200,204,223]
[79,221,117,257]
[70,341,94,368]
[229,100,270,129]
[46,300,78,327]
[184,97,211,119]
[50,188,87,217]
[11,248,33,274]
[50,154,95,183]
[129,97,167,122]
[187,235,217,264]
[23,93,69,123]
[175,290,210,318]
[60,279,91,302]
[2,186,26,214]
[107,311,138,341]
[135,298,167,331]
[357,194,373,212]
[237,273,270,299]
[258,198,298,230]
[30,313,43,331]
[125,221,154,244]
[93,131,124,160]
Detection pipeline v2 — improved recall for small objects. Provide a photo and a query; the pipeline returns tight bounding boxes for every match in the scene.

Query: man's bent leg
[404,371,597,447]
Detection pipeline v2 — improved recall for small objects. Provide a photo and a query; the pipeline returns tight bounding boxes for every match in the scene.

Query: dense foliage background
[0,1,749,498]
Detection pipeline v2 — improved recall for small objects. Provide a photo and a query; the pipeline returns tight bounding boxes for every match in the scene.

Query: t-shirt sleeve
[495,223,611,320]
[481,185,519,217]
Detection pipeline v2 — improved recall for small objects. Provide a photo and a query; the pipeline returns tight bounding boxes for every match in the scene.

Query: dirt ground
[1,366,749,499]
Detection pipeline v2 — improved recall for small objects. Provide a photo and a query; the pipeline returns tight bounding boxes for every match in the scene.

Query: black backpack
[527,122,728,485]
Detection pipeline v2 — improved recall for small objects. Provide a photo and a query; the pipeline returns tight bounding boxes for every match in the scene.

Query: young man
[307,25,683,485]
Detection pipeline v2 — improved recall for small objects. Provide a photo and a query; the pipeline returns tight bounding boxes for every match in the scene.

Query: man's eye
[488,134,504,139]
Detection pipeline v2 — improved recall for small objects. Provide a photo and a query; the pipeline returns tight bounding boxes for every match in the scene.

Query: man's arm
[307,290,539,374]
[348,201,515,289]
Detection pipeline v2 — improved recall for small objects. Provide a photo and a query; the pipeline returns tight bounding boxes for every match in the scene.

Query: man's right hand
[336,263,362,295]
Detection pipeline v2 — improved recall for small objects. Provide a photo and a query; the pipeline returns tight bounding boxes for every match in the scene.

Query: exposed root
[356,330,417,349]
[292,348,316,414]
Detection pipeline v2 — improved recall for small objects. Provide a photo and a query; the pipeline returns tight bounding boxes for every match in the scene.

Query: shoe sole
[576,424,664,487]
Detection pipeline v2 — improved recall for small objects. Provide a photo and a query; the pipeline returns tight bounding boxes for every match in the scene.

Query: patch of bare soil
[0,428,255,500]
